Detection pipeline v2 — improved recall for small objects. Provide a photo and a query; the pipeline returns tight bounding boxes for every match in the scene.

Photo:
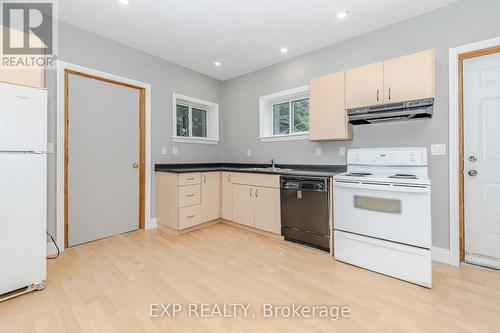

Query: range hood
[347,98,433,125]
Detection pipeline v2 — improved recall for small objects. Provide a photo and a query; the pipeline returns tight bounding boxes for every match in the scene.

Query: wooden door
[383,49,435,103]
[254,186,281,234]
[309,71,351,141]
[221,172,233,220]
[201,172,221,222]
[345,62,384,109]
[232,184,254,227]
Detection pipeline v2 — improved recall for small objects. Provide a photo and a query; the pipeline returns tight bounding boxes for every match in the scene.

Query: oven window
[354,195,401,214]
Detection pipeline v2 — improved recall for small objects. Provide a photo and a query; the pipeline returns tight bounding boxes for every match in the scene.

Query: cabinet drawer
[179,184,201,207]
[179,173,201,185]
[231,172,279,188]
[178,205,202,229]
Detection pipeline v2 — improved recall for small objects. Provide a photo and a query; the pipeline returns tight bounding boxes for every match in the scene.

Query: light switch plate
[315,147,322,157]
[172,147,178,155]
[339,147,346,156]
[431,144,447,156]
[246,149,252,157]
[161,147,167,155]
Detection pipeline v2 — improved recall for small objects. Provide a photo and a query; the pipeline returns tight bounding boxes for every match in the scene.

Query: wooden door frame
[56,61,152,250]
[449,37,500,266]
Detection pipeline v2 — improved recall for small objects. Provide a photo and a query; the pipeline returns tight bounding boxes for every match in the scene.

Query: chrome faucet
[270,158,276,169]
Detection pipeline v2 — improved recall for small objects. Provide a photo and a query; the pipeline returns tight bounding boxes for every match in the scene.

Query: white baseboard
[46,241,59,257]
[146,218,157,230]
[432,247,450,264]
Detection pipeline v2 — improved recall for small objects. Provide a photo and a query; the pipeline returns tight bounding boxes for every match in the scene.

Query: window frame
[259,85,309,142]
[172,93,219,145]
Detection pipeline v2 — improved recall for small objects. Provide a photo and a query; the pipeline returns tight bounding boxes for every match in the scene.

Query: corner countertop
[155,163,346,177]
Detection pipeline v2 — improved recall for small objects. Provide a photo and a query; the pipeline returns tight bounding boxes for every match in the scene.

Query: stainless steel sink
[242,167,293,172]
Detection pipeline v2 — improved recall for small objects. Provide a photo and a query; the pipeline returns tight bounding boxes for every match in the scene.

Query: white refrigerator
[0,82,47,301]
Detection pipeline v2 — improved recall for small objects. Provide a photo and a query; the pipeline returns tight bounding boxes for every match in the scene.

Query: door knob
[468,169,477,176]
[132,163,139,169]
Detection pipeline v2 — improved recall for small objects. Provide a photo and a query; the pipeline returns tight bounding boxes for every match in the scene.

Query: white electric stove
[333,147,432,287]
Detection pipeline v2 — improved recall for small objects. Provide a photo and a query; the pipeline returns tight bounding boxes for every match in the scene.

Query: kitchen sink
[242,167,293,172]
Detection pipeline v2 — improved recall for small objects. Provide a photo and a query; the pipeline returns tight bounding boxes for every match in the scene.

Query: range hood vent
[347,98,433,125]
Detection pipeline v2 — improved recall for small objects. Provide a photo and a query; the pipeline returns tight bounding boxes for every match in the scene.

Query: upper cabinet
[345,49,435,109]
[346,62,384,109]
[383,49,435,103]
[0,26,44,89]
[309,71,352,141]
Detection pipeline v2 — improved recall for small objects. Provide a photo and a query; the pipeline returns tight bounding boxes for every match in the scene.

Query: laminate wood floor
[1,223,499,333]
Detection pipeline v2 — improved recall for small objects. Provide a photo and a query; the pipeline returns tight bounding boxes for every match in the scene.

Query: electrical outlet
[246,149,252,157]
[161,147,167,155]
[431,144,447,156]
[172,147,178,155]
[315,147,322,157]
[339,147,346,156]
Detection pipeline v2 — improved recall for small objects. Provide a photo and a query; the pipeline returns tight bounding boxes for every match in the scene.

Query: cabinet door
[201,172,221,223]
[221,172,233,220]
[309,71,351,141]
[0,27,44,88]
[383,49,435,103]
[232,184,254,227]
[345,62,384,109]
[254,186,281,234]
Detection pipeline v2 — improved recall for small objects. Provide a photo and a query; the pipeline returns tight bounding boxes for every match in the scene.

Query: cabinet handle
[186,177,195,181]
[255,188,258,198]
[228,174,231,182]
[250,188,252,197]
[187,214,195,219]
[203,174,206,183]
[388,88,391,100]
[186,194,195,197]
[376,89,379,101]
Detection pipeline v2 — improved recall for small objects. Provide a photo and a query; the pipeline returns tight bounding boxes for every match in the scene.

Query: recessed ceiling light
[214,61,221,67]
[119,0,130,5]
[337,10,348,19]
[280,47,288,54]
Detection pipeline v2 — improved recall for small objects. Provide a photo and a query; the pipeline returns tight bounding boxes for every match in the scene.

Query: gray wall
[46,21,224,237]
[221,0,500,249]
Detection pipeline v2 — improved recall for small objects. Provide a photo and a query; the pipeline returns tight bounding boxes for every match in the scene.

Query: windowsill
[172,136,219,145]
[259,133,309,142]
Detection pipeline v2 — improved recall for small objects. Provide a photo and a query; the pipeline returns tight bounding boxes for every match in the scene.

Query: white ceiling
[59,0,458,81]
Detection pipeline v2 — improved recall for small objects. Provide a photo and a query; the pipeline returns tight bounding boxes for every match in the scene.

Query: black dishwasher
[280,176,330,251]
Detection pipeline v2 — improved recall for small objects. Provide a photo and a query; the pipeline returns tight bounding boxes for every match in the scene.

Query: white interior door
[463,51,500,269]
[67,74,141,247]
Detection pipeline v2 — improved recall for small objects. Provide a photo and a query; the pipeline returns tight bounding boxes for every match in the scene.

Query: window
[172,93,219,144]
[259,85,309,142]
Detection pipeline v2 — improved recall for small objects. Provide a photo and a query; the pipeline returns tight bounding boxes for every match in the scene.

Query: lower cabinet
[201,172,221,223]
[232,179,281,234]
[221,172,233,220]
[232,184,255,227]
[254,186,281,234]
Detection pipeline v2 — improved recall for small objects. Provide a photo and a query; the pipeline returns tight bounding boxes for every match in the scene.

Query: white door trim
[56,61,152,251]
[448,37,500,267]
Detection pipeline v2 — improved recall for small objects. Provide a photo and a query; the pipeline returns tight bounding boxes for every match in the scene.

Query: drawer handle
[388,87,391,100]
[186,194,195,197]
[203,174,207,183]
[255,188,258,198]
[187,214,195,219]
[186,177,195,180]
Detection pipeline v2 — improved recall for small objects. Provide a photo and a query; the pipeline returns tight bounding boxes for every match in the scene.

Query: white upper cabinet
[345,49,435,109]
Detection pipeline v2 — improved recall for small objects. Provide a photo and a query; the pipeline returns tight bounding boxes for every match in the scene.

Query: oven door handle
[334,181,430,194]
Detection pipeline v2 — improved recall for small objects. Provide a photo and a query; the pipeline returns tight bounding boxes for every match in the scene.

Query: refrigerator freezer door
[0,153,47,295]
[0,83,47,152]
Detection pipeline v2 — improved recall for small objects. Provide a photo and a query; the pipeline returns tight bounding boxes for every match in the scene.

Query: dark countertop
[155,163,346,177]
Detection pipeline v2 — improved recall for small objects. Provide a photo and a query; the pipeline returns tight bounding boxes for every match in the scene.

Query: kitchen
[1,0,500,332]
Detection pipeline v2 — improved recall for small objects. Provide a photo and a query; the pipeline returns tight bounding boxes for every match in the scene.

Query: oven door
[333,181,431,249]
